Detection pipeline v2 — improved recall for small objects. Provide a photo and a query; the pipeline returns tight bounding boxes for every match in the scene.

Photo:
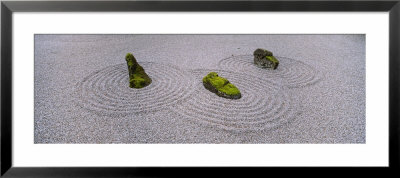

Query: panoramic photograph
[34,34,365,143]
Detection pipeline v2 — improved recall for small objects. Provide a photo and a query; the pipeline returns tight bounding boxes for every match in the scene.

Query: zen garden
[126,48,279,100]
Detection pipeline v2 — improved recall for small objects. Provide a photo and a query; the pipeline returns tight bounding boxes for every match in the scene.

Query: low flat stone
[253,48,279,69]
[202,72,241,99]
[125,53,152,88]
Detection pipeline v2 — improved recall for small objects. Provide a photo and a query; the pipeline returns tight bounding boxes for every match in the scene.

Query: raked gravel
[34,34,365,143]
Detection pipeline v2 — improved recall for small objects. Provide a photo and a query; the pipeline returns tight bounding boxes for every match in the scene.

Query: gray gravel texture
[34,34,365,143]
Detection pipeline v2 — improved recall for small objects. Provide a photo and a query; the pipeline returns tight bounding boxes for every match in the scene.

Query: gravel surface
[34,34,365,143]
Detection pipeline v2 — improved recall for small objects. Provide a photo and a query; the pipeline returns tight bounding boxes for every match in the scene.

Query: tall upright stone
[125,53,152,88]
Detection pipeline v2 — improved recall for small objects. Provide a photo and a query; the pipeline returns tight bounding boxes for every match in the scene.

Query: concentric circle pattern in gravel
[218,55,324,88]
[73,62,195,116]
[170,69,298,132]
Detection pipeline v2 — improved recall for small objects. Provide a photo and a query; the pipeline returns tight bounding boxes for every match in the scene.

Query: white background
[13,12,389,167]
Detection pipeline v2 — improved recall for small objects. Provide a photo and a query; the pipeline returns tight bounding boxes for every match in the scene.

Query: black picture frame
[1,0,399,177]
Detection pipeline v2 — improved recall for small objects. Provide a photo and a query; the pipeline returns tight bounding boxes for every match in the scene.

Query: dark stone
[253,48,279,69]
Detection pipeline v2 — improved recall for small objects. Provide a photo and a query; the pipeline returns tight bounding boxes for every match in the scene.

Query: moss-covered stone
[253,48,279,69]
[254,48,273,57]
[125,53,152,88]
[203,72,241,99]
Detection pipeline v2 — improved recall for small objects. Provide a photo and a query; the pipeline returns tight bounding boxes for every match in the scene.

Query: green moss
[203,72,241,98]
[125,53,152,89]
[266,55,279,67]
[209,76,228,88]
[218,83,241,95]
[130,76,146,88]
[202,72,218,83]
[126,53,136,67]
